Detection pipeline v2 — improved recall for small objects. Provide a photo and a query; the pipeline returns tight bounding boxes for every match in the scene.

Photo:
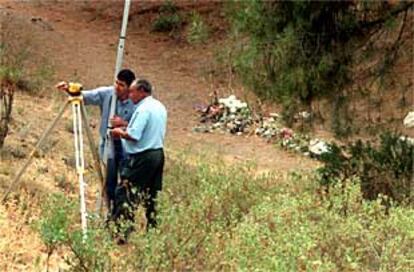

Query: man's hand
[111,127,125,139]
[55,81,69,92]
[111,127,135,141]
[110,115,127,128]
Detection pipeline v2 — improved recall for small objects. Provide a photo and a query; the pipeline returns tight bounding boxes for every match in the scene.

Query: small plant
[37,194,113,271]
[152,0,182,33]
[65,228,113,272]
[187,12,209,44]
[38,193,74,271]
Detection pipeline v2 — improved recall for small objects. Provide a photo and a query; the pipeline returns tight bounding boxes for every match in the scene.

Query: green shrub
[318,132,414,203]
[38,193,75,270]
[65,228,113,272]
[187,12,209,44]
[227,1,354,101]
[37,194,113,271]
[152,0,182,33]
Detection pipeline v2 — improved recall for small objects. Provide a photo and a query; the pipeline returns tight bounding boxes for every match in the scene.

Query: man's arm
[55,81,111,106]
[82,87,112,106]
[111,110,150,141]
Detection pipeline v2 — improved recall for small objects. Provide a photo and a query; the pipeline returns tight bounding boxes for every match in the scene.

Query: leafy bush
[38,194,74,270]
[65,228,113,272]
[152,0,182,33]
[37,193,113,271]
[227,1,354,101]
[187,12,209,44]
[318,132,414,203]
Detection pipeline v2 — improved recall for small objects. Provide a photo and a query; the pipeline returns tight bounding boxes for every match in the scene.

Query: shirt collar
[118,98,131,105]
[136,95,152,107]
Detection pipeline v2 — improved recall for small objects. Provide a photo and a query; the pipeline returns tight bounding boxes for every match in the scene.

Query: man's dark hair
[135,79,152,94]
[117,69,136,86]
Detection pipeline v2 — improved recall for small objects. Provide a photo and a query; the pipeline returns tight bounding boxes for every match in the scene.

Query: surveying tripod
[1,83,106,237]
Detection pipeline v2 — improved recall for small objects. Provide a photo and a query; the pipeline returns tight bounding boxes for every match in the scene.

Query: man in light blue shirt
[111,79,167,240]
[56,69,136,211]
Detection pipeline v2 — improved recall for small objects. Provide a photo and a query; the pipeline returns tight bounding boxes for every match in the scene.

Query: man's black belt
[129,148,163,157]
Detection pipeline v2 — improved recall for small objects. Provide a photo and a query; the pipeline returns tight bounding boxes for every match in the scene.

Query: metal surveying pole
[103,0,131,163]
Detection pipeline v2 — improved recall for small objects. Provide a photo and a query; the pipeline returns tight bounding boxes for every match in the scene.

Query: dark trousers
[113,148,164,232]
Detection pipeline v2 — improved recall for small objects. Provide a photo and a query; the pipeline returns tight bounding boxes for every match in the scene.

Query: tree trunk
[0,82,14,149]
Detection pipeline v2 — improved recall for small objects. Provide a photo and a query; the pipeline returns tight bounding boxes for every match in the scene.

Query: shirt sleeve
[82,87,111,106]
[127,109,150,141]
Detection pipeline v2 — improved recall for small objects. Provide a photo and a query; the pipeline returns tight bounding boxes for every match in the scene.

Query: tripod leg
[79,103,108,213]
[72,102,87,238]
[1,101,70,203]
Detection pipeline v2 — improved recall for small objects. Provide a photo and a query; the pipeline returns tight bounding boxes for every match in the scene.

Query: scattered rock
[62,156,77,169]
[298,111,311,120]
[399,136,414,146]
[30,16,54,31]
[194,94,253,135]
[309,139,329,156]
[403,111,414,128]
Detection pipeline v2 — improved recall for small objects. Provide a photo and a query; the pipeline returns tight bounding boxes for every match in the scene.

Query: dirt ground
[1,0,317,171]
[0,1,321,270]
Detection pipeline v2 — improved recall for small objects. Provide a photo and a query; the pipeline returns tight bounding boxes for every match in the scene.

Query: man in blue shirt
[56,69,136,213]
[111,79,167,239]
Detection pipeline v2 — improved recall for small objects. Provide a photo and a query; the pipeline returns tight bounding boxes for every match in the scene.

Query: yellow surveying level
[67,82,83,96]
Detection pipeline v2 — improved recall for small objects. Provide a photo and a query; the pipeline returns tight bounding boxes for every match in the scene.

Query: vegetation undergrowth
[37,152,414,271]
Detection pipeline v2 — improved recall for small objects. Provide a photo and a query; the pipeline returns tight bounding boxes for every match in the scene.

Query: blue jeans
[105,139,126,203]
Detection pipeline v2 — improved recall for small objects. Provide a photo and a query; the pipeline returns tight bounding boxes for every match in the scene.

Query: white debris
[298,111,311,119]
[219,95,248,113]
[403,111,414,128]
[399,136,414,146]
[269,113,280,118]
[309,139,329,156]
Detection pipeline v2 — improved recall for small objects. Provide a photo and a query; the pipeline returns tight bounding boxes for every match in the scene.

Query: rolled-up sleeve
[127,110,150,141]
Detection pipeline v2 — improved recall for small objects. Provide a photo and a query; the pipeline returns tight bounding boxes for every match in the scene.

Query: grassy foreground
[38,152,414,271]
